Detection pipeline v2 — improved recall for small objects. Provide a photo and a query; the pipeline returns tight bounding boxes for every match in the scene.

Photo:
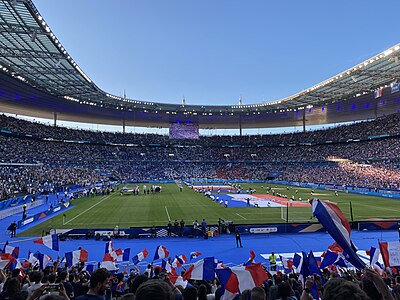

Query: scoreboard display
[169,123,199,139]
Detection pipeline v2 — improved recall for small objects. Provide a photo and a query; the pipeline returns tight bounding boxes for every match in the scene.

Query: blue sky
[33,0,400,107]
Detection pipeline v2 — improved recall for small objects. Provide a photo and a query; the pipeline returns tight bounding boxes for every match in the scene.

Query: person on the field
[174,220,179,235]
[235,229,243,248]
[179,219,185,236]
[269,252,277,271]
[167,220,172,237]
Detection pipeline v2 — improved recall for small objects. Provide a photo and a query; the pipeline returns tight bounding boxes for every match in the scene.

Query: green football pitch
[20,183,400,236]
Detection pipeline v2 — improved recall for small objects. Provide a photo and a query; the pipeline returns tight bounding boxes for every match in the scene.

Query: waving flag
[28,251,52,270]
[154,245,169,260]
[33,234,59,251]
[312,199,365,270]
[183,257,216,281]
[162,259,177,275]
[369,246,383,274]
[132,249,148,265]
[379,241,400,268]
[3,241,19,259]
[280,256,293,273]
[320,250,346,269]
[293,252,309,285]
[190,251,202,260]
[244,250,256,266]
[169,274,188,288]
[100,253,117,270]
[175,254,188,265]
[0,253,17,270]
[105,241,115,254]
[65,249,89,267]
[216,263,268,300]
[115,248,130,262]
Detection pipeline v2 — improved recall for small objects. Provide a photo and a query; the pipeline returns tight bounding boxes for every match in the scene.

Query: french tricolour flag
[100,253,117,271]
[154,245,170,260]
[216,263,268,300]
[320,250,346,269]
[65,249,89,267]
[190,251,202,260]
[3,241,19,259]
[279,256,293,273]
[132,249,148,265]
[169,275,188,288]
[379,241,400,268]
[183,257,216,281]
[28,251,52,270]
[369,246,383,274]
[244,250,256,266]
[172,254,188,267]
[162,259,177,275]
[312,198,365,270]
[33,234,59,251]
[0,253,17,270]
[115,248,130,262]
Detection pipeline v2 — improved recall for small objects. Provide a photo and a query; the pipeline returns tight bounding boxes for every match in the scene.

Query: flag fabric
[33,234,59,251]
[154,245,170,260]
[65,249,89,267]
[175,254,188,265]
[162,259,177,275]
[0,253,16,270]
[374,87,383,98]
[293,252,309,285]
[216,263,268,300]
[379,241,400,268]
[28,251,52,270]
[190,251,202,260]
[369,246,383,274]
[280,256,293,273]
[320,250,346,269]
[84,264,95,274]
[169,274,188,288]
[391,82,400,94]
[307,251,323,300]
[312,198,365,270]
[132,249,148,265]
[3,242,19,259]
[100,253,117,271]
[105,241,115,254]
[183,257,216,281]
[115,248,130,262]
[244,250,256,266]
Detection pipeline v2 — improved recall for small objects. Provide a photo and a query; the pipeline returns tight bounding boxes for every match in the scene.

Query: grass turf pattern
[20,183,400,236]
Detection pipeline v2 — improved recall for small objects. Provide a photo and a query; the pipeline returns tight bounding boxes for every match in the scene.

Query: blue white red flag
[3,241,19,259]
[169,274,188,288]
[369,246,383,274]
[162,259,177,275]
[190,251,202,260]
[183,257,216,281]
[279,255,293,273]
[100,253,117,270]
[154,245,170,260]
[379,241,400,268]
[0,253,16,270]
[244,250,256,266]
[175,254,188,265]
[115,248,130,262]
[65,249,89,267]
[33,234,59,251]
[132,249,149,265]
[312,198,365,269]
[216,263,268,300]
[320,250,346,269]
[374,87,383,98]
[28,251,52,270]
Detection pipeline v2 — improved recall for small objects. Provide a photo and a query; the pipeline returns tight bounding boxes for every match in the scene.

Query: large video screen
[169,123,199,139]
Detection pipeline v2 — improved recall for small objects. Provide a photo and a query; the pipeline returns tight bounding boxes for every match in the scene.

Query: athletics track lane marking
[64,194,113,225]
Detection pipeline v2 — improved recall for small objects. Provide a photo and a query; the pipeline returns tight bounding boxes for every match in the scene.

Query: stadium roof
[1,0,400,129]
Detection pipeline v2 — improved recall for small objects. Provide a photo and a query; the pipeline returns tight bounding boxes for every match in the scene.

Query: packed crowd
[0,259,399,300]
[1,113,400,146]
[1,113,400,200]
